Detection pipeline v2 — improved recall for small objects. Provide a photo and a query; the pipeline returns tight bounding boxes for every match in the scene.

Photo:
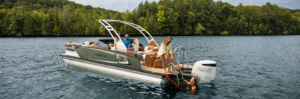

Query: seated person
[114,34,120,49]
[122,34,135,49]
[94,41,109,49]
[112,31,121,50]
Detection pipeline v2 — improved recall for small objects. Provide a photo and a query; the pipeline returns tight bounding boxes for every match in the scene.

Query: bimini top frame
[98,19,158,52]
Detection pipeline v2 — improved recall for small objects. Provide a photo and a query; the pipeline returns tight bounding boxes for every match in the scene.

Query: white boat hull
[62,57,166,85]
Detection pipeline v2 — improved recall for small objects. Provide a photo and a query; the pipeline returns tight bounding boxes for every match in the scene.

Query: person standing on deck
[157,36,173,72]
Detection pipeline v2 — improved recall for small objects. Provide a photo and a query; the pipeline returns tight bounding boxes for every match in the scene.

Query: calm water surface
[0,36,300,99]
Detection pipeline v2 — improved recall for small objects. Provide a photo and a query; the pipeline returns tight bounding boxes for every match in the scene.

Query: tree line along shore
[0,0,299,37]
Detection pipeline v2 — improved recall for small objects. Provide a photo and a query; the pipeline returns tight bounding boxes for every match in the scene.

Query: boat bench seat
[149,40,158,47]
[65,41,83,46]
[145,47,163,68]
[89,45,110,50]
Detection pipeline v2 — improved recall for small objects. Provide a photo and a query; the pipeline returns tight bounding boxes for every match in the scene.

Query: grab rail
[173,46,189,68]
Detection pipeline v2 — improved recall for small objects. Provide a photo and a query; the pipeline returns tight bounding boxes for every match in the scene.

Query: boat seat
[149,40,158,47]
[145,51,156,67]
[152,47,159,51]
[144,47,161,67]
[142,54,146,60]
[143,45,160,58]
[148,46,154,50]
[143,46,151,59]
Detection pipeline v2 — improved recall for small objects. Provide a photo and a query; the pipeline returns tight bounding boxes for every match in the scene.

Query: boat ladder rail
[167,46,192,86]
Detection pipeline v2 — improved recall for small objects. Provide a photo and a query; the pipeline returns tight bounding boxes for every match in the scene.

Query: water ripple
[0,36,300,99]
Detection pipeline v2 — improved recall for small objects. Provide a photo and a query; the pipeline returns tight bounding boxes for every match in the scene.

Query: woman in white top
[113,32,121,49]
[157,36,173,72]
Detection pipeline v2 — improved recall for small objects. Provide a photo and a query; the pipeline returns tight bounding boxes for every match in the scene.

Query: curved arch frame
[99,19,158,50]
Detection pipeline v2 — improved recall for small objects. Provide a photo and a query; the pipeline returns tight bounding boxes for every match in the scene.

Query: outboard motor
[191,60,216,83]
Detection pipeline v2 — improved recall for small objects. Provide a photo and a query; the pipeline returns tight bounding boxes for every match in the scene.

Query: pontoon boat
[61,19,217,89]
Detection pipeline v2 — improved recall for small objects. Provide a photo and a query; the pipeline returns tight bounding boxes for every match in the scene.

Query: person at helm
[122,34,135,48]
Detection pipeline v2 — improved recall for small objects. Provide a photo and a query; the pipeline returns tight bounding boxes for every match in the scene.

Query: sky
[69,0,300,12]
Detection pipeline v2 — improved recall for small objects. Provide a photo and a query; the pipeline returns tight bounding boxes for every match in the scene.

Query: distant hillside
[0,0,119,36]
[0,0,299,36]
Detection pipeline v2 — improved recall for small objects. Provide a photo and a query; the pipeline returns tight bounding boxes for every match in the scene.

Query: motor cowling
[191,60,216,83]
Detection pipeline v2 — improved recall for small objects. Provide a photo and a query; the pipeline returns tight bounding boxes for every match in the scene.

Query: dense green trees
[0,0,299,36]
[0,0,118,36]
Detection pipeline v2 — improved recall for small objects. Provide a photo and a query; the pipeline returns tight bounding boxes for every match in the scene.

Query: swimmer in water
[183,77,199,92]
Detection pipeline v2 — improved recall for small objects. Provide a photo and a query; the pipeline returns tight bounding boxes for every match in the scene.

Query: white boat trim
[63,58,166,85]
[65,50,80,57]
[88,47,116,55]
[89,59,119,64]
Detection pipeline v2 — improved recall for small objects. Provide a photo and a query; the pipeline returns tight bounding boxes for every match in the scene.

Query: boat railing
[173,46,189,69]
[168,46,190,87]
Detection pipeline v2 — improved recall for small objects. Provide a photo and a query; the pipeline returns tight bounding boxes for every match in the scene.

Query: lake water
[0,36,300,99]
